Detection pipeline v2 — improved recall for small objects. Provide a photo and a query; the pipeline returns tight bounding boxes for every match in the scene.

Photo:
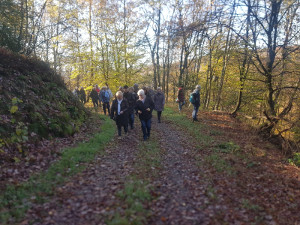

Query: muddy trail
[13,108,300,225]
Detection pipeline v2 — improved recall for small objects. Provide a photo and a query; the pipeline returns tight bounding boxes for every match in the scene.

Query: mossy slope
[0,48,89,155]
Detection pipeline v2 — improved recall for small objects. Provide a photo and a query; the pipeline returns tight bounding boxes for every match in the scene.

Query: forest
[1,0,299,149]
[1,1,300,224]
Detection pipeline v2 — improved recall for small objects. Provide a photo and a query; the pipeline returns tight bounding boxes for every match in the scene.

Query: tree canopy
[1,0,299,146]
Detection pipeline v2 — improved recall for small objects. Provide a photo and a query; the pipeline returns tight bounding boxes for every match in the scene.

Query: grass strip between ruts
[0,115,116,224]
[163,106,237,175]
[108,130,162,225]
[163,106,213,148]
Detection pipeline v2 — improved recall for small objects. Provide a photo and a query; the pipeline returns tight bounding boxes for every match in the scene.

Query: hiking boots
[192,118,199,122]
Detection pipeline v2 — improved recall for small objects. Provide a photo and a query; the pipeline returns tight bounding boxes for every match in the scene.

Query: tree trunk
[156,5,161,88]
[232,0,251,116]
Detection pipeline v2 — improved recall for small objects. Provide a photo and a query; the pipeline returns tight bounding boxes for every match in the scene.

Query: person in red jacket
[95,84,101,107]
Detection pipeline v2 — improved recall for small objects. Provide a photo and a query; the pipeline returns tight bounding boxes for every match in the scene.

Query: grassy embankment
[0,115,115,224]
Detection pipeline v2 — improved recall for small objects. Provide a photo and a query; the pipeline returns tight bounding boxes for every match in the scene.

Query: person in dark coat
[153,87,165,123]
[147,86,155,100]
[79,87,86,104]
[191,85,201,122]
[129,87,138,102]
[110,91,129,138]
[90,87,99,108]
[95,85,101,107]
[133,83,139,94]
[123,85,136,129]
[136,89,155,141]
[177,86,185,112]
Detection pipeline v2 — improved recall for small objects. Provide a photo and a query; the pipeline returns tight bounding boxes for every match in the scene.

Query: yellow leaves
[16,128,22,136]
[10,105,18,114]
[70,70,80,80]
[10,97,22,113]
[12,97,22,104]
[13,156,20,163]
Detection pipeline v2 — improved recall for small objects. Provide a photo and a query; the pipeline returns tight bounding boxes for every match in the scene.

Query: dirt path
[149,120,209,224]
[21,111,300,225]
[24,123,141,225]
[24,117,215,225]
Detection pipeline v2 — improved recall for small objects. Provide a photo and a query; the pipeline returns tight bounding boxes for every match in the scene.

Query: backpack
[189,93,195,104]
[104,91,110,99]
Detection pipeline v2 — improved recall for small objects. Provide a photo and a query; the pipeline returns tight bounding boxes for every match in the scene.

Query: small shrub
[217,141,240,153]
[288,153,300,167]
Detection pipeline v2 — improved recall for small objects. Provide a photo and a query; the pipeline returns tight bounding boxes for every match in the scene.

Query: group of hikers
[73,83,201,140]
[109,84,165,140]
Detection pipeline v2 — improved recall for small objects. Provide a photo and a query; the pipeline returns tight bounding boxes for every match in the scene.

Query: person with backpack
[190,85,201,122]
[123,85,136,129]
[177,86,185,112]
[100,86,111,115]
[153,87,165,123]
[110,91,129,138]
[106,83,113,100]
[136,89,155,141]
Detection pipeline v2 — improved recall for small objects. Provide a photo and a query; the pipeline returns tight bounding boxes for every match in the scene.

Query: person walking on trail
[133,83,139,94]
[106,83,113,100]
[136,89,155,141]
[100,86,111,115]
[95,84,101,107]
[177,86,185,112]
[79,87,86,104]
[190,85,201,122]
[123,85,136,129]
[142,86,151,99]
[129,86,138,102]
[153,87,165,123]
[110,91,129,138]
[90,87,99,109]
[147,86,155,100]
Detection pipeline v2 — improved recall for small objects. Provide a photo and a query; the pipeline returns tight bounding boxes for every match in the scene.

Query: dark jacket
[90,89,99,102]
[177,88,185,102]
[79,88,86,101]
[135,96,155,121]
[123,92,136,114]
[147,89,155,100]
[154,92,165,111]
[192,90,200,107]
[110,99,129,126]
